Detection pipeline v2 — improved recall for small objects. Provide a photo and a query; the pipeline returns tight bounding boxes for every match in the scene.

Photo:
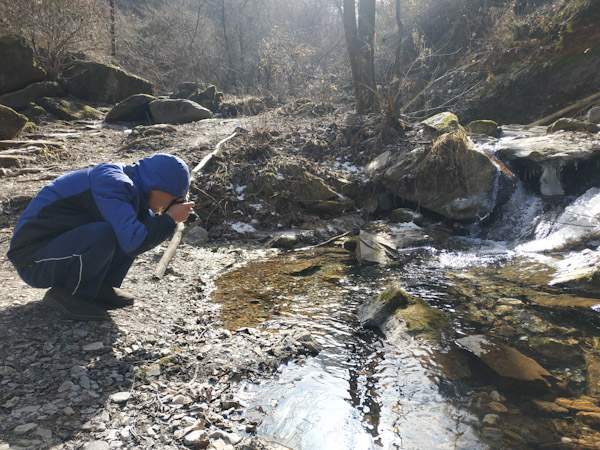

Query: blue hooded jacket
[7,154,190,269]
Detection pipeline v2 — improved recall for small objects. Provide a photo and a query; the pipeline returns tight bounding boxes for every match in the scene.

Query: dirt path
[0,117,314,449]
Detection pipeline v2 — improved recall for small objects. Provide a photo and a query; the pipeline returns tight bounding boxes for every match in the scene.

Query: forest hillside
[1,0,598,124]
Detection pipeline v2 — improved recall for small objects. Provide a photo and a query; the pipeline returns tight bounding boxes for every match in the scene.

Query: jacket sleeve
[89,164,176,256]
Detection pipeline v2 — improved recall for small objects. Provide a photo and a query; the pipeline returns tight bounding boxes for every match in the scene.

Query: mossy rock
[189,85,223,112]
[37,97,101,121]
[358,285,411,328]
[388,296,453,343]
[421,112,463,138]
[466,119,500,137]
[24,103,49,123]
[547,118,599,133]
[0,104,28,139]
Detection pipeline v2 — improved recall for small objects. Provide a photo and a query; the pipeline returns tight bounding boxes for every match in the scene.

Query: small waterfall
[517,187,600,252]
[472,182,544,243]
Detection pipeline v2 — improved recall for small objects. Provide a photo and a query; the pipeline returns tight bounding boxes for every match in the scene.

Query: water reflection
[214,248,484,449]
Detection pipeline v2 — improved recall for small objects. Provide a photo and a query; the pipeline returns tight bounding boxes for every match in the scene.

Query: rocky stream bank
[2,54,600,447]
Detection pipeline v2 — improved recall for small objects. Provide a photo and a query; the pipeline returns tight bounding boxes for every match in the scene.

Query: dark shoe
[95,285,135,309]
[42,287,109,321]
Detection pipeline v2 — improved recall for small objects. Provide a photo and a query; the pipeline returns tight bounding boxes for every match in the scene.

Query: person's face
[148,190,180,215]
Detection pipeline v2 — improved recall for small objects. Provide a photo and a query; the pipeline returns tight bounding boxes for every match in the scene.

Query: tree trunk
[343,0,381,114]
[110,0,116,56]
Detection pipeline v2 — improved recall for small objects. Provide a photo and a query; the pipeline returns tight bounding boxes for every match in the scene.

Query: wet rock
[0,34,45,95]
[488,402,508,413]
[356,230,396,265]
[421,112,462,138]
[482,414,500,425]
[466,120,500,137]
[0,104,28,140]
[457,335,559,393]
[589,107,600,124]
[0,81,64,111]
[533,400,569,414]
[547,118,599,134]
[65,60,153,103]
[105,94,157,123]
[358,285,409,328]
[496,133,600,196]
[577,411,600,427]
[529,337,582,362]
[585,351,600,398]
[384,292,453,344]
[481,427,503,441]
[149,99,213,125]
[555,396,600,413]
[383,131,516,221]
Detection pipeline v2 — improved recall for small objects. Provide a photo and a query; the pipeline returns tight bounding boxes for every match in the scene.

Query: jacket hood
[130,153,190,198]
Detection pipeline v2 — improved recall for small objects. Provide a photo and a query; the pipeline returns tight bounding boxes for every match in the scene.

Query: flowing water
[210,134,600,449]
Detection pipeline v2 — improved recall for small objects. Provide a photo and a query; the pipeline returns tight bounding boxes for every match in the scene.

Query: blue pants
[17,222,135,300]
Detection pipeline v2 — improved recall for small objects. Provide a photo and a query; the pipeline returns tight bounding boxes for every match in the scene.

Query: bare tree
[343,0,381,114]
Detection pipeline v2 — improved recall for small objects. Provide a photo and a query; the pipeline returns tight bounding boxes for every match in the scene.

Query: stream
[209,134,600,449]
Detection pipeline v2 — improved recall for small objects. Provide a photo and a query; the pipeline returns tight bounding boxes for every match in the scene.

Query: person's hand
[165,201,195,224]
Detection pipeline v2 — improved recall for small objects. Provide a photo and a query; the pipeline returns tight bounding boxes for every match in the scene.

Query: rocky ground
[0,111,339,450]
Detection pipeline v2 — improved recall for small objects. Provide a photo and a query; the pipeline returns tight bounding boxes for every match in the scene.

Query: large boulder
[0,34,45,95]
[421,112,462,138]
[148,99,212,124]
[0,105,28,139]
[497,133,600,196]
[0,81,64,111]
[105,94,157,123]
[65,61,153,104]
[382,131,516,221]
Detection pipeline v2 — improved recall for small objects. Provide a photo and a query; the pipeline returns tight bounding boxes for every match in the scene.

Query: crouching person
[7,153,195,321]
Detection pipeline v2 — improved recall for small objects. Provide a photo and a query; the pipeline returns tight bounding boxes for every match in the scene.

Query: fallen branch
[293,231,352,252]
[153,127,247,279]
[527,92,600,127]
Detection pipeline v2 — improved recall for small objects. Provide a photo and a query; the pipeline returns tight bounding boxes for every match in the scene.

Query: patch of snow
[228,222,256,233]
